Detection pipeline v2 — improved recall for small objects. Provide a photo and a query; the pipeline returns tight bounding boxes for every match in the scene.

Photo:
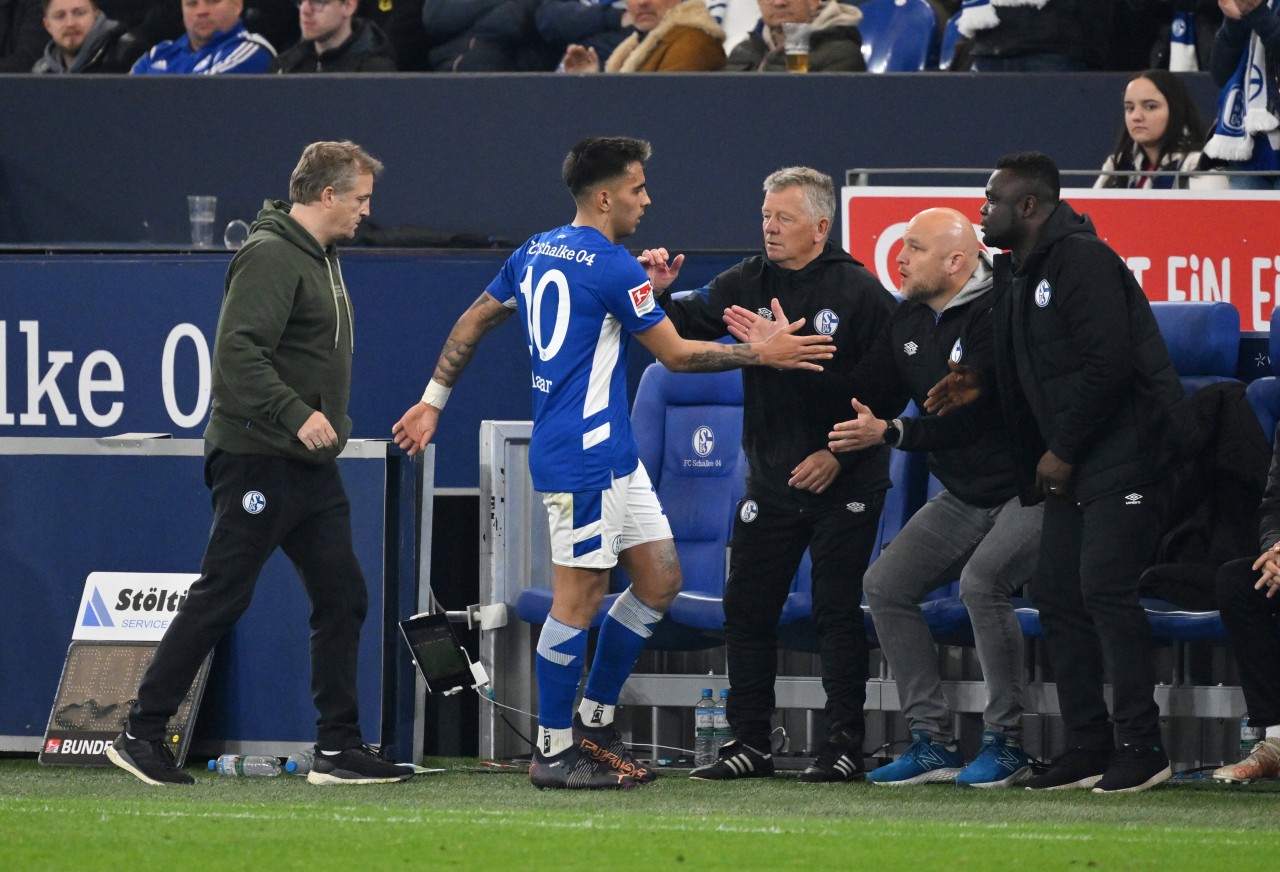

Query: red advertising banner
[842,187,1280,333]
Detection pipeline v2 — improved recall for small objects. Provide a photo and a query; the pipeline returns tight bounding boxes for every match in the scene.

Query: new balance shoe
[955,731,1032,789]
[798,728,864,783]
[1213,737,1280,784]
[573,713,656,784]
[1023,747,1110,791]
[106,733,194,786]
[688,739,774,781]
[1092,743,1171,794]
[529,744,640,790]
[866,729,963,786]
[307,744,413,785]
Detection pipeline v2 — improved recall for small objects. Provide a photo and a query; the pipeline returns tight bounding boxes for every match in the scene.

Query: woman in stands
[1095,69,1225,190]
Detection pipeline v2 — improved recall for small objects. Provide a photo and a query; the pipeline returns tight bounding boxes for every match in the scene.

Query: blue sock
[582,588,663,707]
[535,617,588,731]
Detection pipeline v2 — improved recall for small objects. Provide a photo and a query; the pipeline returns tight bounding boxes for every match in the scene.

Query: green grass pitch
[3,758,1278,870]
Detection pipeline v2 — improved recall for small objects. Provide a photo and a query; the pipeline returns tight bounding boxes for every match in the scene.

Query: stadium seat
[937,12,962,70]
[1149,301,1241,395]
[858,0,941,73]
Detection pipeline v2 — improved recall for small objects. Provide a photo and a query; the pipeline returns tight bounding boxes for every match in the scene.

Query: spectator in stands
[273,0,396,71]
[393,138,834,790]
[359,0,430,69]
[560,0,724,71]
[643,168,897,784]
[724,0,865,71]
[131,0,275,73]
[1,0,47,70]
[32,0,130,71]
[931,152,1187,794]
[819,209,1043,788]
[420,0,554,71]
[1204,0,1280,189]
[537,0,631,70]
[1095,69,1225,190]
[109,141,412,788]
[1212,430,1280,783]
[959,0,1112,71]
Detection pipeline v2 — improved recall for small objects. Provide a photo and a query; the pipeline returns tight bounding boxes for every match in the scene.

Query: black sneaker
[689,739,774,781]
[307,744,413,785]
[529,744,640,790]
[1092,744,1172,794]
[106,733,194,786]
[573,713,657,784]
[1023,747,1110,791]
[798,728,865,783]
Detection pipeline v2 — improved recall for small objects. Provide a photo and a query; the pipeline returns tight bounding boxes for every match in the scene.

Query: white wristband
[421,380,451,411]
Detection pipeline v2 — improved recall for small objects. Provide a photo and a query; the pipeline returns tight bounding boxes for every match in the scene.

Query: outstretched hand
[923,360,983,416]
[392,402,440,457]
[752,316,832,371]
[724,297,788,344]
[561,44,601,72]
[637,248,685,294]
[828,397,885,453]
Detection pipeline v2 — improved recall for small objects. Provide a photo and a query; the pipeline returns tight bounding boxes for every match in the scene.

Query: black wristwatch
[882,419,901,446]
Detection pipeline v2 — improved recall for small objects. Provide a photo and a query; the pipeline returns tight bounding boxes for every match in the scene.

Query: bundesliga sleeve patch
[628,281,656,316]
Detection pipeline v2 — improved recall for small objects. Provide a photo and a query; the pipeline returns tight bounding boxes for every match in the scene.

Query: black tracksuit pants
[127,447,368,750]
[1033,477,1173,749]
[1217,556,1280,728]
[723,488,883,750]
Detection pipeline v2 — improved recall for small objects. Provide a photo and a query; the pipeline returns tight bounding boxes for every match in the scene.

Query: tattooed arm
[634,317,834,374]
[392,292,513,457]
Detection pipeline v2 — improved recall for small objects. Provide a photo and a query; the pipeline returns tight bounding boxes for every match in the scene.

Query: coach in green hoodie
[108,141,413,788]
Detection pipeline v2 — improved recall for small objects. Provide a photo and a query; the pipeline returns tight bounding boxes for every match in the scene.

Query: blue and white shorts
[542,463,672,570]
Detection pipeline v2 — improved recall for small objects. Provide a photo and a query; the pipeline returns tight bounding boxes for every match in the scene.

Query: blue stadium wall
[0,72,1223,248]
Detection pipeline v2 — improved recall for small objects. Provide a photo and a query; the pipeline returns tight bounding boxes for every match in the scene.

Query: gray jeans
[863,490,1043,744]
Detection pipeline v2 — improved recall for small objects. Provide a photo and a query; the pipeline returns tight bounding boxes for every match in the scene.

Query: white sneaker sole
[958,765,1033,789]
[869,767,962,786]
[1025,774,1103,791]
[307,770,411,785]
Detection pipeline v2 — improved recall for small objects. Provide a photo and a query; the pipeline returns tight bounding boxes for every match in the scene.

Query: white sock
[538,726,573,757]
[579,698,615,727]
[1265,726,1280,741]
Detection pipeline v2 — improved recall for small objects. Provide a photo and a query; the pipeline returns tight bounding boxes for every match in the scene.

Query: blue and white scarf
[1204,0,1280,167]
[957,0,1048,38]
[1169,10,1197,72]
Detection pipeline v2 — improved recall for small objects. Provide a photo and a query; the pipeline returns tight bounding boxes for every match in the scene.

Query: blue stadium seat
[858,0,940,72]
[938,12,962,70]
[1149,301,1241,395]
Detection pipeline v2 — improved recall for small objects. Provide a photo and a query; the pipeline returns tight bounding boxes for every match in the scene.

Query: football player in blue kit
[393,136,835,789]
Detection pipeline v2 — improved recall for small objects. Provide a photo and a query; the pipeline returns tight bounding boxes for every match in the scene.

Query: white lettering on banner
[20,320,76,425]
[161,324,211,428]
[1254,257,1279,334]
[0,322,10,425]
[1125,257,1151,286]
[79,350,125,428]
[1168,256,1230,303]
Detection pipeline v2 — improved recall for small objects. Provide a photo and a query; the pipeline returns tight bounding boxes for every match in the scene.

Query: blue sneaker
[955,731,1032,788]
[867,729,963,786]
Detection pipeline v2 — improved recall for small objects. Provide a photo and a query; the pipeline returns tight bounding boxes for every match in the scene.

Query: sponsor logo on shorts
[1125,492,1143,505]
[612,534,623,555]
[739,500,758,523]
[846,502,866,513]
[242,491,266,514]
[903,341,918,356]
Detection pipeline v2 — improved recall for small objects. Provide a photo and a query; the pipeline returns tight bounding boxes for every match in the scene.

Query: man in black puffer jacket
[953,151,1187,794]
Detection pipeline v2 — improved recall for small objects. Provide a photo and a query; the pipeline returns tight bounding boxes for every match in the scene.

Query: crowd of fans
[0,0,1243,76]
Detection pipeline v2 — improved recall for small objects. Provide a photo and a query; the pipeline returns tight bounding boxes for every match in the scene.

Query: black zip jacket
[992,201,1187,505]
[660,242,897,505]
[850,255,1019,508]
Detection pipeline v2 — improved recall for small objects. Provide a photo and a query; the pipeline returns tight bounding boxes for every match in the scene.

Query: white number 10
[519,266,570,361]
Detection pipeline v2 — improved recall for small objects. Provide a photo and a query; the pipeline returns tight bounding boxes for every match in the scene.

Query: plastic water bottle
[208,754,282,777]
[1240,716,1262,757]
[284,750,315,775]
[713,689,731,755]
[694,688,716,767]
